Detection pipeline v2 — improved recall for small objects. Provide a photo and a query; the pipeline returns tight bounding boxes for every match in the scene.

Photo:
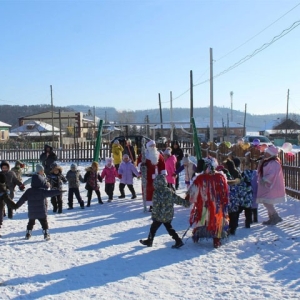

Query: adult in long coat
[40,144,57,175]
[257,145,286,225]
[137,140,166,210]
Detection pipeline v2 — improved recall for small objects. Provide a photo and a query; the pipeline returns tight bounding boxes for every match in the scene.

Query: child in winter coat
[118,154,140,199]
[11,160,25,182]
[175,154,197,189]
[66,163,85,209]
[84,161,103,206]
[163,147,177,192]
[140,174,190,248]
[0,174,17,237]
[47,164,67,213]
[101,157,119,202]
[0,160,25,219]
[112,140,124,170]
[16,173,62,240]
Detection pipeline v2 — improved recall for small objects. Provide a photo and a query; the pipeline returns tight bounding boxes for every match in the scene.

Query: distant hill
[1,104,298,133]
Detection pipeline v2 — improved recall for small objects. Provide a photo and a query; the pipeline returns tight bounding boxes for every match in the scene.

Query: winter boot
[213,238,221,248]
[148,206,153,212]
[25,230,32,240]
[269,213,283,225]
[86,196,91,207]
[262,214,272,225]
[252,208,258,223]
[67,204,73,210]
[8,208,13,219]
[80,201,85,209]
[128,185,137,199]
[131,194,137,199]
[118,194,125,199]
[171,238,184,249]
[98,197,103,204]
[43,229,50,241]
[139,238,153,247]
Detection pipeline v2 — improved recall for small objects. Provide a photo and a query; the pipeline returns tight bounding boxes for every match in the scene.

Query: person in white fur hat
[256,145,286,225]
[137,140,166,211]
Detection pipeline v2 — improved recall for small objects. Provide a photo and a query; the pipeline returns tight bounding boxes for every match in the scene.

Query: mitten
[19,184,25,191]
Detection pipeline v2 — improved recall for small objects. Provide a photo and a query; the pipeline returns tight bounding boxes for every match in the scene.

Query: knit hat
[114,139,119,144]
[163,148,172,156]
[105,157,113,164]
[182,154,190,165]
[36,164,44,173]
[71,163,77,170]
[0,160,10,170]
[265,145,279,157]
[146,140,156,148]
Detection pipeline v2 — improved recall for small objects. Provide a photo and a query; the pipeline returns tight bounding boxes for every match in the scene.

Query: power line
[215,2,300,62]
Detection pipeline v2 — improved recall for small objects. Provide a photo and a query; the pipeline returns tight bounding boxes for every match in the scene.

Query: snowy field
[1,162,300,300]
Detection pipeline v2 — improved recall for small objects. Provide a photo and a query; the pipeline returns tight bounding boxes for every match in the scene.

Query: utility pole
[285,89,290,141]
[190,70,193,133]
[170,91,174,141]
[230,91,233,122]
[243,103,247,137]
[209,48,214,142]
[59,109,63,147]
[158,93,163,136]
[227,113,229,141]
[50,85,54,147]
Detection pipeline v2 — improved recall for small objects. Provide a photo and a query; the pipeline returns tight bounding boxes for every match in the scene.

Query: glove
[19,184,25,191]
[118,174,122,179]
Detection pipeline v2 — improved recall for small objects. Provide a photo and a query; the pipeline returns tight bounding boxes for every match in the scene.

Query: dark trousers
[87,189,101,205]
[239,206,253,228]
[27,218,49,230]
[51,194,63,213]
[229,211,239,234]
[105,183,115,200]
[6,189,15,219]
[148,220,180,241]
[167,183,176,192]
[119,183,136,196]
[68,188,84,208]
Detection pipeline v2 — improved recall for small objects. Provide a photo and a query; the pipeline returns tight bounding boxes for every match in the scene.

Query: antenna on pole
[230,91,233,122]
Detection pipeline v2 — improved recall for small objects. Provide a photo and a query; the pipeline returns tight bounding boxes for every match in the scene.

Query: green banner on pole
[93,119,103,162]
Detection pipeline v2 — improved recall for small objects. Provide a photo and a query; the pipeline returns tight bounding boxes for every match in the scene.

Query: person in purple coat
[118,154,140,199]
[16,166,63,240]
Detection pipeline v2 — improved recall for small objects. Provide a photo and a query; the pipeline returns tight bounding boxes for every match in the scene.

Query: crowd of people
[0,139,286,249]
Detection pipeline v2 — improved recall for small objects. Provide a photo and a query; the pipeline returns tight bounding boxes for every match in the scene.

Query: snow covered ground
[1,162,300,300]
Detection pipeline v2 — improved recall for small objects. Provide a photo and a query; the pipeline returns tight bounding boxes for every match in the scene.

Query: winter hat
[146,140,156,148]
[35,164,44,173]
[50,161,58,169]
[0,160,10,170]
[203,156,218,173]
[71,163,77,170]
[126,139,132,145]
[163,148,172,156]
[182,154,190,165]
[265,145,279,157]
[114,139,120,144]
[105,157,113,164]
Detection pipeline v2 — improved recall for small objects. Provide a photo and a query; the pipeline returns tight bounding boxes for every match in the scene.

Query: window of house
[1,130,5,140]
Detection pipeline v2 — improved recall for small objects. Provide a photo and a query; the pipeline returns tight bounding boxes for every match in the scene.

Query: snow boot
[98,197,103,204]
[252,208,258,223]
[131,194,137,199]
[8,208,13,219]
[25,230,32,240]
[148,206,153,212]
[139,238,153,247]
[171,238,184,249]
[118,194,125,199]
[43,230,50,241]
[86,196,91,207]
[269,213,283,225]
[80,201,85,209]
[213,238,221,248]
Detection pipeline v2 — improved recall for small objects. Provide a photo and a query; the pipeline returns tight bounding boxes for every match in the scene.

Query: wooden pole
[190,70,193,133]
[285,89,289,141]
[209,48,214,142]
[158,93,163,137]
[59,109,63,147]
[50,85,54,147]
[243,103,247,137]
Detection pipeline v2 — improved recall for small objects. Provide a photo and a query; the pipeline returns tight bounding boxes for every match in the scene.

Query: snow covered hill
[1,162,300,299]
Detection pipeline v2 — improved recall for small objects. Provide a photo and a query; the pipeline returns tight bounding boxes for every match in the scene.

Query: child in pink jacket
[101,157,119,202]
[163,148,177,192]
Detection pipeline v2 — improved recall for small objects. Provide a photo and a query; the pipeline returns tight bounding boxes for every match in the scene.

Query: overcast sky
[1,0,300,116]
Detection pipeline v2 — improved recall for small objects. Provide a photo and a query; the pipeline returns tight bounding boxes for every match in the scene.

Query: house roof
[0,121,12,127]
[11,120,62,136]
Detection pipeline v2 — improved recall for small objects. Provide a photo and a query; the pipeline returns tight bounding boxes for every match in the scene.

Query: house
[0,121,12,142]
[11,121,61,138]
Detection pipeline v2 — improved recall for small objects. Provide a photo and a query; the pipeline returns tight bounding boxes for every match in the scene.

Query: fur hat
[146,140,156,148]
[35,164,44,173]
[265,145,279,157]
[163,148,172,156]
[0,160,10,170]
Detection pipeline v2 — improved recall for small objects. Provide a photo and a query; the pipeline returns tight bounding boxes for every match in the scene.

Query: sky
[1,0,300,116]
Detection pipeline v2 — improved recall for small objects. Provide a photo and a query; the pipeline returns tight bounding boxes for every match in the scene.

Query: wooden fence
[0,141,299,199]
